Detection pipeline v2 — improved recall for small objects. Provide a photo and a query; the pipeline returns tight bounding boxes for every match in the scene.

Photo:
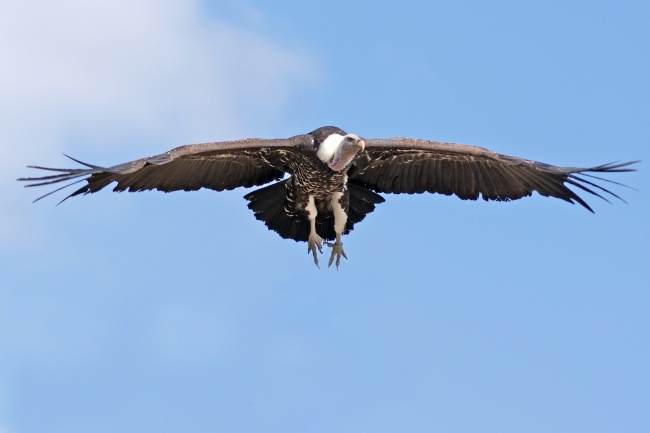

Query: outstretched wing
[349,138,637,212]
[19,135,313,203]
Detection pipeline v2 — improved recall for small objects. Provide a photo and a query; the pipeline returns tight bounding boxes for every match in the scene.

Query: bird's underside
[19,126,637,269]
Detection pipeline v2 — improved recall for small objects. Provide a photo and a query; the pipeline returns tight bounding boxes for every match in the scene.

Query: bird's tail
[244,179,385,242]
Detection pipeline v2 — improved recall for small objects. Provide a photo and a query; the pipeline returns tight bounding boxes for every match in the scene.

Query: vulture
[19,126,637,268]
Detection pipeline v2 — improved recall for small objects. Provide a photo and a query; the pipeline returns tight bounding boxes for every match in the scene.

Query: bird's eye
[346,136,355,142]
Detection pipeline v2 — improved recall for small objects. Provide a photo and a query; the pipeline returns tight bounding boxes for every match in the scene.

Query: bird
[19,126,637,268]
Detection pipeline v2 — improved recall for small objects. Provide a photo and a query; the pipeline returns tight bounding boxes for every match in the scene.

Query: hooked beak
[328,136,365,171]
[342,137,364,152]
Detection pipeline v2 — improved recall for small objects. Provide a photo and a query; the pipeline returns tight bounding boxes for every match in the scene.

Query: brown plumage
[19,126,637,267]
[350,138,636,212]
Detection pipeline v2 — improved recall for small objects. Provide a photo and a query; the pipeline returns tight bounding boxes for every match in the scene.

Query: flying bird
[19,126,636,268]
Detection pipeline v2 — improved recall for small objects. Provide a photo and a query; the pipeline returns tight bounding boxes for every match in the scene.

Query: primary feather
[19,126,638,267]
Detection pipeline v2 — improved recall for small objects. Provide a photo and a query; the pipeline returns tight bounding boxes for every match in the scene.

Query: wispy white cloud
[0,0,321,246]
[0,2,319,428]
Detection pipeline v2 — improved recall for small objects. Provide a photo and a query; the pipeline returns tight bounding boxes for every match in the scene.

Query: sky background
[1,0,649,432]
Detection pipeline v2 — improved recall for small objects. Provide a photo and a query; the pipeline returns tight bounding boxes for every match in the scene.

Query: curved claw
[307,234,324,268]
[326,242,348,269]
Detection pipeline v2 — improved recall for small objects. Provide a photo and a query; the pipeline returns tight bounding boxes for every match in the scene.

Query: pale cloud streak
[0,0,320,246]
[0,2,319,428]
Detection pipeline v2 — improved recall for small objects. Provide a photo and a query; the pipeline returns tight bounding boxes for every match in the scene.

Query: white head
[316,133,365,171]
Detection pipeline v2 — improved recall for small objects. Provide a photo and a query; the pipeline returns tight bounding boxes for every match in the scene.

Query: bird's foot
[307,233,324,268]
[326,242,347,269]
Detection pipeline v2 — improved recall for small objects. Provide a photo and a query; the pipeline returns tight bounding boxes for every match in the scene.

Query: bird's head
[314,129,365,171]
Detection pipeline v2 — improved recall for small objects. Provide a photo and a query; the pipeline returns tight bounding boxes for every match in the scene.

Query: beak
[358,139,365,151]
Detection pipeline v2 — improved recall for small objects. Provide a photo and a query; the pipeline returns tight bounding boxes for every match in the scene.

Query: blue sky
[1,1,649,432]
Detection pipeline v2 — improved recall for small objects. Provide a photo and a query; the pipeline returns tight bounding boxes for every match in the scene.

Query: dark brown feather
[350,138,637,211]
[19,135,312,202]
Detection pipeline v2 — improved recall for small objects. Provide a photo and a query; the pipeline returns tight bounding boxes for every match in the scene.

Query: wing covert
[19,135,313,202]
[349,138,637,211]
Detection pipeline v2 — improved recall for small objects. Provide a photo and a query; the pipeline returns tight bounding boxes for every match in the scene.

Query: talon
[326,242,347,269]
[307,234,324,268]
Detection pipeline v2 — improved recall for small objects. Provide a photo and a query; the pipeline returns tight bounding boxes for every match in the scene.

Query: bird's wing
[19,135,313,203]
[349,138,638,212]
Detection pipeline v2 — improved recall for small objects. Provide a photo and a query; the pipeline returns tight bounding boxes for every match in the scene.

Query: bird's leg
[326,191,348,270]
[305,195,323,268]
[326,233,347,269]
[307,221,323,268]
